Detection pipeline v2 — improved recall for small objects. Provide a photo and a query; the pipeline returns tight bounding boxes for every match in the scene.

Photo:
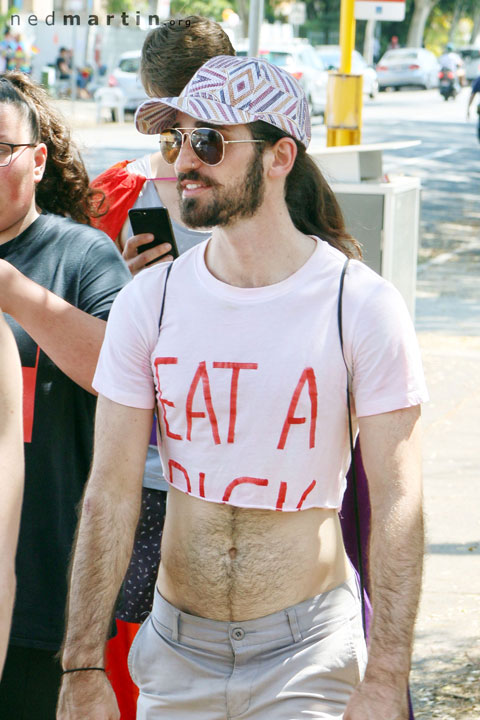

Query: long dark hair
[249,121,362,260]
[0,73,104,225]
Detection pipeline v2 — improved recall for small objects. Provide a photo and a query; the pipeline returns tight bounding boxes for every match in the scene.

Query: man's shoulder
[317,240,385,292]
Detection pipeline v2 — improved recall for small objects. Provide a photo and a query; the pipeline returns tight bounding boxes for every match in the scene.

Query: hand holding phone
[126,207,179,274]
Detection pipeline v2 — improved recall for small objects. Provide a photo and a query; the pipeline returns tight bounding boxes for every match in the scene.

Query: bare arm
[0,312,24,677]
[57,395,153,719]
[345,405,423,720]
[467,90,477,117]
[0,259,106,393]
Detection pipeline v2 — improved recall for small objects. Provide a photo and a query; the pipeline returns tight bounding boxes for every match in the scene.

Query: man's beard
[178,149,265,228]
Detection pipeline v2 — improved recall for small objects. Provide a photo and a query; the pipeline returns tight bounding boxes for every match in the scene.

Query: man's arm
[467,83,479,118]
[0,312,24,677]
[0,260,106,394]
[57,395,153,720]
[345,404,423,720]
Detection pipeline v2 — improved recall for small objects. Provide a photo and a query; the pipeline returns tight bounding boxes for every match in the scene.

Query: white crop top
[93,238,428,512]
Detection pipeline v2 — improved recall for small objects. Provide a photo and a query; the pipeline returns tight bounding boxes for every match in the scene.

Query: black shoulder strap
[158,262,173,333]
[154,262,173,440]
[337,259,367,636]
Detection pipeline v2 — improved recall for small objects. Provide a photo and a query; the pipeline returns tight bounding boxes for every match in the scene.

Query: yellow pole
[326,0,363,147]
[339,0,354,74]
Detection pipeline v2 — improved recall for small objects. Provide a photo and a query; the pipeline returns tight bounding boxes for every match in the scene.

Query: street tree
[471,3,480,43]
[406,0,440,47]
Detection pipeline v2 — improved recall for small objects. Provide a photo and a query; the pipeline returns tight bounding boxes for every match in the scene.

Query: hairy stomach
[157,486,350,621]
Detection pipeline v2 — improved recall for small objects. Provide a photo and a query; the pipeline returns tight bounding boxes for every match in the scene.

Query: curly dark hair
[0,72,104,225]
[249,121,362,260]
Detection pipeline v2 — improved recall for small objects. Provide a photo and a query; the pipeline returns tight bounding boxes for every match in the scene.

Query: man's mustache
[177,171,216,191]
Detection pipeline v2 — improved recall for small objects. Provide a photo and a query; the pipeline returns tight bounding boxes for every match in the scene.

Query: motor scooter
[438,67,458,100]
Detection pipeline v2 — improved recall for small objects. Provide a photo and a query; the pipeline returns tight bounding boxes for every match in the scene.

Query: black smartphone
[128,207,179,263]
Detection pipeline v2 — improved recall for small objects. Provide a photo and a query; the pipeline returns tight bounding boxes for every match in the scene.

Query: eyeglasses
[159,127,264,167]
[0,142,36,167]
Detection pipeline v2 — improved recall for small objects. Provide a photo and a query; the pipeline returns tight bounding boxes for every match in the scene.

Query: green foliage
[425,7,474,54]
[106,0,136,12]
[424,6,451,54]
[170,0,232,21]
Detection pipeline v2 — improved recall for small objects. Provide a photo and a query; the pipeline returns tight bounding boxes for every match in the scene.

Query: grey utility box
[309,142,421,318]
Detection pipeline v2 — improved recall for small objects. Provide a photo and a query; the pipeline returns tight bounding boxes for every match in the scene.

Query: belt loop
[171,609,180,642]
[285,607,302,643]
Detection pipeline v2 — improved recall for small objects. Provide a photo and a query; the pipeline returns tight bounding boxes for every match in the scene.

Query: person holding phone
[91,16,235,275]
[59,56,427,720]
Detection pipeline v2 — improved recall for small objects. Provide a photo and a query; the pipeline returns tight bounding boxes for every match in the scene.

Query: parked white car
[236,41,329,116]
[376,47,440,90]
[458,46,480,82]
[108,50,148,113]
[316,46,379,99]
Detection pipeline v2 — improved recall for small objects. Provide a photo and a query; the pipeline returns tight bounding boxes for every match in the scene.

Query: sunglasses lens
[191,128,224,166]
[160,129,182,164]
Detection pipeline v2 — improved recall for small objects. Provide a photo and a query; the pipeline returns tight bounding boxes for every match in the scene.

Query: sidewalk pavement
[411,248,480,718]
[60,97,480,716]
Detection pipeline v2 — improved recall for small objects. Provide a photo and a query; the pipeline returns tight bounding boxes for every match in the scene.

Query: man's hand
[57,671,120,720]
[344,677,409,720]
[122,233,174,275]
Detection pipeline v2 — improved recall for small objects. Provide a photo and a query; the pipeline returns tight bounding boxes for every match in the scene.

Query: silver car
[108,50,148,113]
[316,46,379,99]
[236,41,328,116]
[376,47,440,90]
[458,47,480,82]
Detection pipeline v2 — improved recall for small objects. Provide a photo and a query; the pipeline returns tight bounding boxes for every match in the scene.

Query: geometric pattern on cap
[134,55,311,148]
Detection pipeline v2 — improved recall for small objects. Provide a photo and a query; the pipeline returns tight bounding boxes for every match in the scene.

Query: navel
[228,547,237,560]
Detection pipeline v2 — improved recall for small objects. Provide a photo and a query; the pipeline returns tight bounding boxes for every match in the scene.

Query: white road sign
[355,0,406,21]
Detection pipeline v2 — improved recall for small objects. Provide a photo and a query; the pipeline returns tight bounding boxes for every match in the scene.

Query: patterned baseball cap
[135,55,311,148]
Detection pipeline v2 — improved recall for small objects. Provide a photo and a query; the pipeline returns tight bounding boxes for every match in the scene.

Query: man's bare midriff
[156,486,352,621]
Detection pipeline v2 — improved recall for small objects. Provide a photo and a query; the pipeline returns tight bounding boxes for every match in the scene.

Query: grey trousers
[128,574,367,719]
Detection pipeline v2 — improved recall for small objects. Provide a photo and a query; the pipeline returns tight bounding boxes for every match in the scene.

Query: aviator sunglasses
[159,127,264,167]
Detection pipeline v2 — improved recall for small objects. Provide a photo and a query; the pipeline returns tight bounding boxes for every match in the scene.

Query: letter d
[46,11,55,25]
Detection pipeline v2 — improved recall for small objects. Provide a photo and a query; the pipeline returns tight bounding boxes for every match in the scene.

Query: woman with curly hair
[3,71,103,224]
[0,73,130,717]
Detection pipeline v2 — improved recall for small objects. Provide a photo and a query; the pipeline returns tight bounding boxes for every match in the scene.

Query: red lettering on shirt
[22,346,40,443]
[213,362,258,443]
[222,476,269,503]
[168,459,191,493]
[277,368,318,450]
[186,361,221,444]
[296,480,316,510]
[199,472,206,498]
[275,481,288,511]
[154,357,182,440]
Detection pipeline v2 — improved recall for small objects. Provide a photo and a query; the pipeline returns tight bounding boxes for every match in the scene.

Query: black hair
[0,75,41,143]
